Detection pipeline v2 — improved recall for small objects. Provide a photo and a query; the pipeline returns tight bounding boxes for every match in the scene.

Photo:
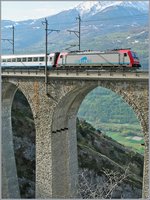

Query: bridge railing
[1,68,148,81]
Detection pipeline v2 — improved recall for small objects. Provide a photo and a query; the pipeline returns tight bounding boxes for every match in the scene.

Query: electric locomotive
[55,49,141,69]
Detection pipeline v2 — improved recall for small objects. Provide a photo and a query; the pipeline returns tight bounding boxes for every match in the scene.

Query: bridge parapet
[1,69,148,81]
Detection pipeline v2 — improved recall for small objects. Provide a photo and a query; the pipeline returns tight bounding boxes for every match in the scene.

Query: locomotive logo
[79,56,91,64]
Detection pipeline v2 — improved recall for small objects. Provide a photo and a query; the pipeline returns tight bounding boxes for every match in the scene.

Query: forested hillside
[78,87,144,154]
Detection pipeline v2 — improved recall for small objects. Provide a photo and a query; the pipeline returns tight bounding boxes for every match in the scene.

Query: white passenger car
[1,54,56,68]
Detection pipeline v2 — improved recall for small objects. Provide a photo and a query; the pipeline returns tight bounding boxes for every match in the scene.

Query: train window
[60,55,63,58]
[50,57,52,61]
[2,59,6,62]
[39,57,44,61]
[28,57,32,62]
[22,58,27,62]
[12,58,16,62]
[17,58,21,62]
[33,57,38,62]
[124,53,127,57]
[7,59,11,62]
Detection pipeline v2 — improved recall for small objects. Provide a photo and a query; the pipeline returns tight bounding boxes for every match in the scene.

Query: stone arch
[53,80,148,145]
[2,81,36,198]
[10,80,39,119]
[52,80,148,198]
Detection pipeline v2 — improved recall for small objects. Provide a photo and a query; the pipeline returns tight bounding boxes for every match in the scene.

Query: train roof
[68,49,132,54]
[67,50,120,55]
[1,54,46,58]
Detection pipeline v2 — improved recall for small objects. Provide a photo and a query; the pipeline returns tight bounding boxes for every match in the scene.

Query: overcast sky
[2,1,81,21]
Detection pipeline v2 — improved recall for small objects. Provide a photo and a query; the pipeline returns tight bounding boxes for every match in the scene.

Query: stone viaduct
[1,70,149,199]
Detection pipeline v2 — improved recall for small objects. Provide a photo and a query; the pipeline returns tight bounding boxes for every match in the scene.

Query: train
[1,49,141,70]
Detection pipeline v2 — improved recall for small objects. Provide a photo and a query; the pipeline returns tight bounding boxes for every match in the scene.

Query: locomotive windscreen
[131,52,139,60]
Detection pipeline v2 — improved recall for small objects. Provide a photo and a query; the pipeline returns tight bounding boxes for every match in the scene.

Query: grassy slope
[77,119,143,189]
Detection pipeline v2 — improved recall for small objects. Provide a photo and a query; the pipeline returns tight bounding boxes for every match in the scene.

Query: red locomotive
[55,49,141,69]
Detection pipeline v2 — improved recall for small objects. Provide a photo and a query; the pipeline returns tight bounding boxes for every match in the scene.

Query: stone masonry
[2,77,149,198]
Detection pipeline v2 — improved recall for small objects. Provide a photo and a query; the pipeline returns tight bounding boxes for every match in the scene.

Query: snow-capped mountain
[75,1,149,17]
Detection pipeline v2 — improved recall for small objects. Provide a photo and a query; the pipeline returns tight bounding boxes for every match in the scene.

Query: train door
[123,53,127,64]
[60,54,64,65]
[48,52,60,68]
[119,52,128,65]
[119,50,130,66]
[56,52,68,68]
[123,52,130,66]
[119,53,124,65]
[48,53,55,68]
[56,53,64,68]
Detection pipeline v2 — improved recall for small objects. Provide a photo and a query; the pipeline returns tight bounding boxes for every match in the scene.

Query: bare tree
[78,167,130,199]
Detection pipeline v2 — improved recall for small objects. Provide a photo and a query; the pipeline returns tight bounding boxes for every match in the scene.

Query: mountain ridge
[75,1,148,17]
[2,1,148,69]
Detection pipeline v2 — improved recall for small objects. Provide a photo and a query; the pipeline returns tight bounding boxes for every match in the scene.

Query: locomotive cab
[118,49,141,69]
[130,51,141,68]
